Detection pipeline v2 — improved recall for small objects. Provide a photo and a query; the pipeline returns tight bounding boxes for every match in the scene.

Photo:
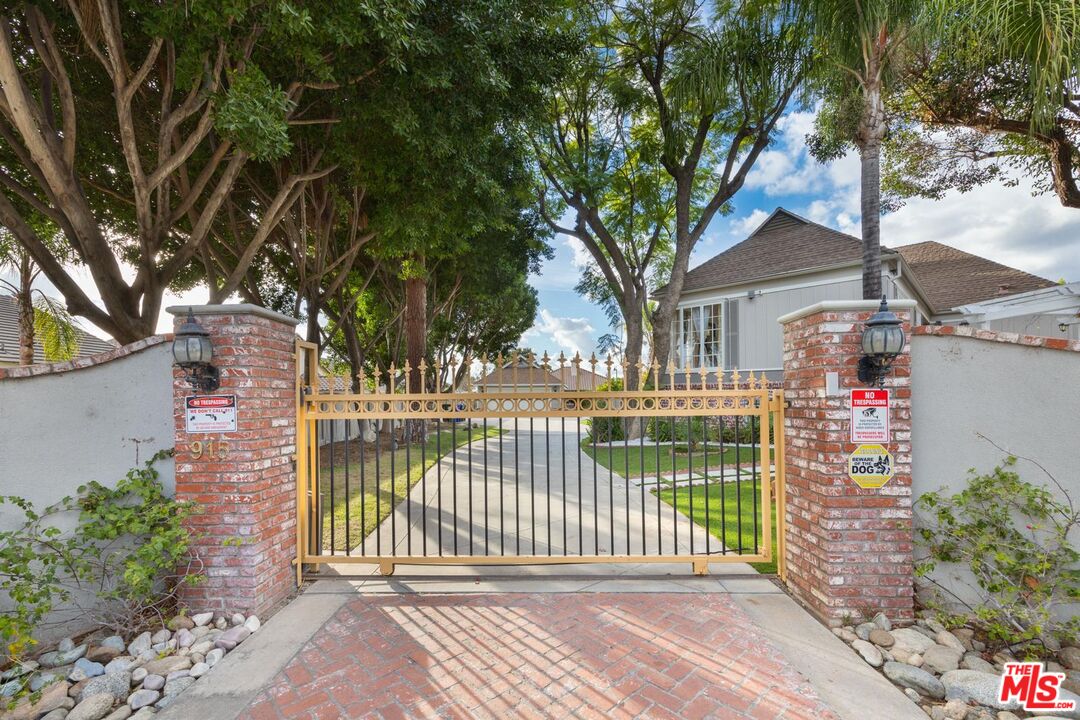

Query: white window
[671,302,723,370]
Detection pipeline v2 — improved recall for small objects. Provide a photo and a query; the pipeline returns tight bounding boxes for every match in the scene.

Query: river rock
[103,707,133,720]
[58,638,75,653]
[215,617,228,630]
[126,634,152,657]
[883,661,945,699]
[69,658,106,682]
[190,640,214,657]
[191,612,214,628]
[163,676,195,696]
[951,628,975,651]
[833,627,858,643]
[855,622,876,641]
[869,629,895,648]
[5,681,71,720]
[79,672,132,704]
[103,658,133,675]
[1061,647,1080,671]
[872,612,892,631]
[2,661,37,680]
[31,671,67,691]
[961,653,997,674]
[127,689,159,710]
[39,709,70,720]
[142,674,164,691]
[100,637,126,654]
[175,629,195,649]
[205,648,225,667]
[167,615,194,631]
[129,709,157,720]
[243,615,261,633]
[214,626,250,651]
[150,630,170,645]
[40,645,88,668]
[892,628,937,655]
[923,644,963,674]
[852,639,883,667]
[141,656,191,677]
[229,613,245,627]
[189,662,209,679]
[85,645,122,664]
[190,626,211,641]
[935,631,966,654]
[67,693,116,720]
[130,668,147,685]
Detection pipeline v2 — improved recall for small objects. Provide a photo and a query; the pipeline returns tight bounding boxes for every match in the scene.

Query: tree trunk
[17,254,33,365]
[305,288,321,345]
[858,74,886,301]
[404,256,426,441]
[622,310,645,439]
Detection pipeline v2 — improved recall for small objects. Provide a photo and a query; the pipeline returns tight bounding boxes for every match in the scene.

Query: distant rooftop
[0,294,115,365]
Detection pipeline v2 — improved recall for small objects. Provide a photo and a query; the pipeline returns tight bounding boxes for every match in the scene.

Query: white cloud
[728,209,771,238]
[565,236,593,270]
[522,309,596,356]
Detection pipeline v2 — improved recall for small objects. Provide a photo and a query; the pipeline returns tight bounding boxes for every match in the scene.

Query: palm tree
[1,235,79,364]
[805,0,926,300]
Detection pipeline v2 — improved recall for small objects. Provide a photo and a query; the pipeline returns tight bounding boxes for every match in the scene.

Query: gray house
[0,294,115,367]
[657,208,1079,379]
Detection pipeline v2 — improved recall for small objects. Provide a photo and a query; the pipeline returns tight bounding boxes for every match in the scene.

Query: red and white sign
[850,389,890,443]
[185,394,237,433]
[999,662,1076,712]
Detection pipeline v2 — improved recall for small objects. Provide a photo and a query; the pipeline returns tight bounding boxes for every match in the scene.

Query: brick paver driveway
[237,593,838,720]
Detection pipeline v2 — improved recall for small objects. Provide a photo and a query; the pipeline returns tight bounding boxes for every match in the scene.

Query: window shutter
[723,299,739,370]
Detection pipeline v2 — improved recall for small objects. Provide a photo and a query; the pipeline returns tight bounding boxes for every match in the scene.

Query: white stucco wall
[0,339,175,644]
[911,331,1080,614]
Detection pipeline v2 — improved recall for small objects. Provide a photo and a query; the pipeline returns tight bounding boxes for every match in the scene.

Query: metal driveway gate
[295,342,786,580]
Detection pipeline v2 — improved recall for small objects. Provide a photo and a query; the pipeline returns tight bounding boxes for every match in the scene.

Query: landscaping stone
[213,626,250,651]
[85,646,121,664]
[163,676,195,697]
[154,694,176,710]
[855,622,876,641]
[191,612,214,628]
[2,661,37,680]
[872,612,892,631]
[0,679,21,697]
[140,656,191,677]
[190,640,213,657]
[903,688,921,704]
[923,644,963,674]
[142,675,164,691]
[67,693,116,720]
[69,658,105,682]
[166,616,193,632]
[7,680,71,720]
[883,661,945,699]
[996,713,1020,720]
[126,634,151,657]
[59,639,75,653]
[189,663,209,679]
[31,671,67,691]
[961,653,997,675]
[79,672,132,704]
[205,648,225,667]
[832,627,858,643]
[243,615,260,633]
[129,709,157,720]
[40,645,88,668]
[1062,647,1080,671]
[869,629,895,648]
[103,658,133,675]
[851,639,883,668]
[100,638,126,654]
[214,617,228,630]
[908,654,925,668]
[936,631,967,655]
[229,613,244,627]
[892,628,937,655]
[925,619,947,635]
[164,671,189,682]
[130,668,147,685]
[103,707,132,720]
[941,699,969,720]
[149,630,170,645]
[150,643,168,654]
[127,689,159,710]
[174,629,195,649]
[942,670,1022,711]
[190,626,210,641]
[952,629,975,651]
[39,709,70,720]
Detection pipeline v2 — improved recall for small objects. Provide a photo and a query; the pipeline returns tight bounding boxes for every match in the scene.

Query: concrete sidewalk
[158,566,924,720]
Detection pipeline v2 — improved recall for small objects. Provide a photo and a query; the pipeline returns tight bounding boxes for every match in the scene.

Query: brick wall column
[779,300,915,625]
[168,304,299,616]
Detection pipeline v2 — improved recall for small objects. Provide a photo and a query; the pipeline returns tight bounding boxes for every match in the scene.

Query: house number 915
[190,439,229,460]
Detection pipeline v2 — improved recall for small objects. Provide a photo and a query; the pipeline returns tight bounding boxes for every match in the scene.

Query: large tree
[535,0,811,384]
[0,1,417,342]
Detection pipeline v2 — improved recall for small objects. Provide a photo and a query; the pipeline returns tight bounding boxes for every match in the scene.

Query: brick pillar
[779,300,915,625]
[169,304,299,616]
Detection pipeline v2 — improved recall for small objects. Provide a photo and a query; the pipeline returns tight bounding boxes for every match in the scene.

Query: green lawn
[582,440,760,478]
[318,424,501,551]
[657,483,778,574]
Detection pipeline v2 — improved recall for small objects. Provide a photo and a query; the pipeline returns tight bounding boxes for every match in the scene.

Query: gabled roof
[0,294,115,365]
[659,208,885,296]
[476,359,564,389]
[894,241,1055,315]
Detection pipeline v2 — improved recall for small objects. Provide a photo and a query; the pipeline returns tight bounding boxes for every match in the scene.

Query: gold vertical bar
[774,390,787,582]
[295,340,306,586]
[759,386,772,566]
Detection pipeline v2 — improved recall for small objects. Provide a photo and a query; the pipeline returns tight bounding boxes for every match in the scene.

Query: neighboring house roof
[656,208,893,296]
[659,207,1056,317]
[555,365,606,391]
[894,241,1055,315]
[0,294,115,365]
[476,360,565,389]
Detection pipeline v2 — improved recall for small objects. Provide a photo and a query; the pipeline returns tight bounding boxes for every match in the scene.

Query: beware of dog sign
[850,389,889,443]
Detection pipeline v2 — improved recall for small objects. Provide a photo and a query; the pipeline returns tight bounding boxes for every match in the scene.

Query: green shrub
[0,451,202,664]
[586,378,626,442]
[915,456,1080,651]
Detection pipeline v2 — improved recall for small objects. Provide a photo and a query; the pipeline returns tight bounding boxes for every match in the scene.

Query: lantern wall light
[172,308,220,393]
[857,296,906,387]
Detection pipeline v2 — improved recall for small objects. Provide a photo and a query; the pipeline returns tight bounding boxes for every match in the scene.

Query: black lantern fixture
[172,308,220,393]
[857,296,906,387]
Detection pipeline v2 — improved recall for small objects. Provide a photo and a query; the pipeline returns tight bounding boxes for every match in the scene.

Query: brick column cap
[166,303,300,327]
[777,298,918,326]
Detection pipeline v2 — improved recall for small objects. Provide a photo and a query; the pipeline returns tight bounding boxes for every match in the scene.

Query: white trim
[677,273,864,306]
[166,303,300,327]
[671,301,725,372]
[953,282,1080,324]
[777,299,918,325]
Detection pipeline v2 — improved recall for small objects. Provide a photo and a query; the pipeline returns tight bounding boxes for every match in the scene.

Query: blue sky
[522,109,1080,358]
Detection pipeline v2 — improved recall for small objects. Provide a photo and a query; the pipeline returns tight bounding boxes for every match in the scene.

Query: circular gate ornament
[847,444,894,488]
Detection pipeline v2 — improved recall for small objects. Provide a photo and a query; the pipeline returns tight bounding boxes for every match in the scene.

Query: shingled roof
[660,208,1055,315]
[658,208,882,296]
[0,294,115,365]
[894,241,1055,315]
